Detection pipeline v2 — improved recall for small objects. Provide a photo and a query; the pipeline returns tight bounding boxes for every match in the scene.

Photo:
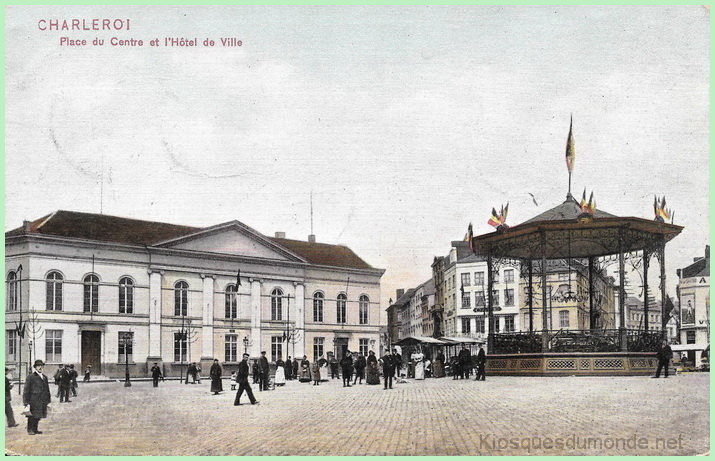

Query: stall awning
[671,344,709,352]
[395,336,448,346]
[439,336,482,344]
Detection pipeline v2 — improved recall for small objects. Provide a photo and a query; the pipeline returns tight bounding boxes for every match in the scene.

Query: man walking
[474,344,486,381]
[258,351,270,391]
[234,353,259,406]
[340,351,354,387]
[150,363,163,387]
[5,367,18,428]
[23,360,51,435]
[68,365,78,397]
[458,345,472,379]
[392,349,402,378]
[653,340,673,378]
[58,364,72,403]
[381,350,394,390]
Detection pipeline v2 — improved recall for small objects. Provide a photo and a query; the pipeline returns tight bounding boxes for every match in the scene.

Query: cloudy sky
[5,6,710,307]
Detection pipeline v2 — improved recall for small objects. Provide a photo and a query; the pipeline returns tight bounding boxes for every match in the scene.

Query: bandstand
[471,193,683,376]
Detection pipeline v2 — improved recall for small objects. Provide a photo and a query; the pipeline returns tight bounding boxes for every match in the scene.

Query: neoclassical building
[5,211,385,377]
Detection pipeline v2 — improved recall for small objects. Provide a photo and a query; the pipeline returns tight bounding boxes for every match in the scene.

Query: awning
[439,336,482,345]
[671,344,709,352]
[395,336,448,346]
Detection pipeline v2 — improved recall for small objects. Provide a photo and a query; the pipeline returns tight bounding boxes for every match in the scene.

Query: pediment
[155,222,304,262]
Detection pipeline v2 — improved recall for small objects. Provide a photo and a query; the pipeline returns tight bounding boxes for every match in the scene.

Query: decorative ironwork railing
[492,329,662,354]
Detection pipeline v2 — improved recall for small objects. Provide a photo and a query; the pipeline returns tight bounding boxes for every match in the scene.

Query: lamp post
[243,336,249,355]
[120,331,132,387]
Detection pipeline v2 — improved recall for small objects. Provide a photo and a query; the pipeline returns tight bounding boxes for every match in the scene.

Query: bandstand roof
[472,195,683,260]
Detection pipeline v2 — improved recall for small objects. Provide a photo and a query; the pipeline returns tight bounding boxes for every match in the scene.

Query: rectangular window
[225,335,238,362]
[359,297,369,325]
[505,288,515,307]
[313,337,324,361]
[271,336,283,362]
[174,333,187,363]
[359,338,369,357]
[118,331,134,362]
[45,330,62,363]
[461,317,471,334]
[686,331,696,344]
[6,330,17,361]
[475,317,485,334]
[493,316,500,333]
[504,269,514,283]
[559,310,570,328]
[313,295,324,322]
[84,280,99,313]
[462,293,471,308]
[461,273,471,287]
[475,272,484,286]
[337,297,347,324]
[475,291,485,307]
[504,315,515,332]
[558,272,569,281]
[7,278,17,312]
[491,290,500,306]
[225,290,237,319]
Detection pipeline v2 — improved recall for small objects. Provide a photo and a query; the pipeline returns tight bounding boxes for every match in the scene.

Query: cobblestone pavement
[4,373,709,456]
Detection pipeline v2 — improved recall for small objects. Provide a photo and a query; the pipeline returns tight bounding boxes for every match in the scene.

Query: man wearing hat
[22,360,51,435]
[474,343,486,381]
[258,351,270,391]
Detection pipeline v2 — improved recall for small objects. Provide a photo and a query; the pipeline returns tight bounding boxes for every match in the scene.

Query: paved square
[4,373,709,456]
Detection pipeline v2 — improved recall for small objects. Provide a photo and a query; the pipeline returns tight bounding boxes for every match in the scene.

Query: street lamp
[243,336,249,355]
[120,331,132,387]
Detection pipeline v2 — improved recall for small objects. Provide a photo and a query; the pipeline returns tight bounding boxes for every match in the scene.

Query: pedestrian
[318,355,329,381]
[150,362,162,387]
[53,365,62,398]
[329,354,339,379]
[392,349,403,378]
[252,360,261,385]
[22,360,51,435]
[5,367,19,428]
[258,351,270,391]
[653,340,673,378]
[195,365,202,384]
[458,345,472,379]
[58,364,72,403]
[474,344,486,381]
[340,352,354,387]
[285,356,293,380]
[450,356,461,380]
[186,363,196,384]
[230,371,237,391]
[433,351,445,378]
[353,353,366,385]
[381,350,394,390]
[366,351,380,385]
[292,357,300,382]
[68,364,78,397]
[413,351,425,380]
[299,355,311,382]
[233,353,259,406]
[311,360,321,386]
[210,359,223,395]
[83,365,91,382]
[275,357,286,387]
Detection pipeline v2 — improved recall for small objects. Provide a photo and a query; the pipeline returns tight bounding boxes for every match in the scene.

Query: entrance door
[334,338,349,362]
[81,331,102,375]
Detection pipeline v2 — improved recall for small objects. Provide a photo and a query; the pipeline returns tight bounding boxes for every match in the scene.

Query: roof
[522,195,618,224]
[6,210,376,270]
[680,253,710,278]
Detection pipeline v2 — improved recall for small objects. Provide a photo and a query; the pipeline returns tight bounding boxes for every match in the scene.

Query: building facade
[5,211,384,378]
[676,245,710,366]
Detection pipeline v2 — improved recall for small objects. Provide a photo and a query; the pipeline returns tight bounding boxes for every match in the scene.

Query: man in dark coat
[458,345,472,379]
[5,367,18,427]
[474,344,486,381]
[392,349,402,378]
[340,351,354,387]
[381,350,394,390]
[23,360,51,435]
[292,357,299,381]
[210,359,223,394]
[353,354,366,385]
[150,363,163,387]
[68,365,78,397]
[285,356,293,380]
[258,351,270,391]
[234,353,258,405]
[58,365,72,403]
[654,340,673,378]
[329,354,339,379]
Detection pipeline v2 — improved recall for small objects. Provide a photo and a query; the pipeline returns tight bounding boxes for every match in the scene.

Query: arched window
[46,271,63,311]
[313,292,324,322]
[84,274,99,313]
[359,295,369,325]
[119,277,134,314]
[225,284,238,319]
[271,288,283,321]
[6,271,17,312]
[175,281,189,316]
[337,293,347,324]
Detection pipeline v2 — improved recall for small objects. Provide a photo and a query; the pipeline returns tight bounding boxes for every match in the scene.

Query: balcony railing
[492,329,663,354]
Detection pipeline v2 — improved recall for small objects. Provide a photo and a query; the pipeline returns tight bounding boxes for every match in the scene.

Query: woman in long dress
[209,359,223,394]
[274,358,286,386]
[300,356,312,382]
[311,361,321,385]
[318,355,329,382]
[413,352,425,380]
[366,351,380,385]
[433,351,445,378]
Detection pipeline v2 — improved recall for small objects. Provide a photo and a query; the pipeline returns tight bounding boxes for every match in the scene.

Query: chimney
[275,232,286,239]
[308,234,316,243]
[706,245,710,259]
[23,220,32,233]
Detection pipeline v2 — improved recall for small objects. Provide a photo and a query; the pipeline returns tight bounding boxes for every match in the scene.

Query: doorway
[334,338,349,362]
[81,331,102,375]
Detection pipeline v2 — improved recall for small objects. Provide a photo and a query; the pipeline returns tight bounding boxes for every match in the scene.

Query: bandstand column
[528,259,534,333]
[643,249,650,332]
[618,230,627,351]
[486,253,494,354]
[540,232,548,351]
[588,257,595,329]
[659,238,667,332]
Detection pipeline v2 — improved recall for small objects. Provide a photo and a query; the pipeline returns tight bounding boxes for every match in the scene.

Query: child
[230,371,237,391]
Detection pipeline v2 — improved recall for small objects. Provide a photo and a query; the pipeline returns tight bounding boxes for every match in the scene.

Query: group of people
[52,363,79,402]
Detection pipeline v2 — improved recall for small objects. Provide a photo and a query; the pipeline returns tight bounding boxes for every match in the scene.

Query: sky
[5,6,710,309]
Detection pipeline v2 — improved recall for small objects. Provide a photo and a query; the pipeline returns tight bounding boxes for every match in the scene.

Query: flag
[580,189,587,211]
[565,115,575,174]
[501,202,509,223]
[464,223,474,253]
[236,270,242,287]
[488,208,501,227]
[653,195,658,217]
[587,192,595,214]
